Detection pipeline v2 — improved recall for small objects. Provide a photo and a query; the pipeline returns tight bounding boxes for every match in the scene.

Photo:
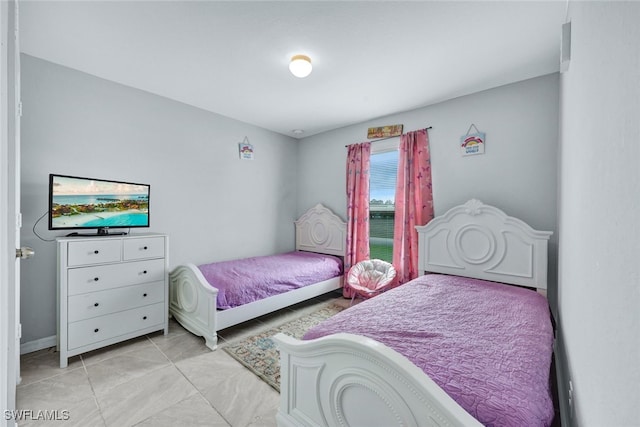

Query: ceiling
[19,1,567,138]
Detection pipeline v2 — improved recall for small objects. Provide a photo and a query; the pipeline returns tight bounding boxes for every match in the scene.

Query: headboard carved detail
[416,199,552,290]
[295,203,347,257]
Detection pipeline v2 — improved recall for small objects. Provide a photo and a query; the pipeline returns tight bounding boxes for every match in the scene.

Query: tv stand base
[66,230,128,237]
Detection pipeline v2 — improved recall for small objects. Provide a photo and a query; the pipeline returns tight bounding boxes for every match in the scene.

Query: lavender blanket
[198,251,342,309]
[304,274,554,427]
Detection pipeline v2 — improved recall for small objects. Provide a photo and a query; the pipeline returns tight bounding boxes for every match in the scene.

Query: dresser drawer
[68,281,165,322]
[67,258,166,295]
[67,240,122,266]
[123,236,165,260]
[67,302,165,350]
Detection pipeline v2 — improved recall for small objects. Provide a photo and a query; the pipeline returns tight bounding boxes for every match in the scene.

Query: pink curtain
[344,142,371,298]
[392,129,433,285]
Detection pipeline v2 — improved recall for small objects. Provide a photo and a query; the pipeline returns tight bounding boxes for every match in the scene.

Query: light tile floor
[16,291,350,427]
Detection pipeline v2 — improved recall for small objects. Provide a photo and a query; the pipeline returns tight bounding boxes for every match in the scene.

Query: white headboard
[416,199,552,291]
[295,203,347,257]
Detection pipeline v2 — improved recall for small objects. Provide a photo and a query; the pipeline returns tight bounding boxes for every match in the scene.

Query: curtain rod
[345,126,432,147]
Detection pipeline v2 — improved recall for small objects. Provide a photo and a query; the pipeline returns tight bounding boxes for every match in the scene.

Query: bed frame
[169,203,346,350]
[274,199,553,427]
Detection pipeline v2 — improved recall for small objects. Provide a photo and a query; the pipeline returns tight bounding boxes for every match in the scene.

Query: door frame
[1,0,20,425]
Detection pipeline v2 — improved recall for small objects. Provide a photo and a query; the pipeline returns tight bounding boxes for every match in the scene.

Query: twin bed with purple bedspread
[169,203,347,351]
[303,274,555,426]
[198,251,342,309]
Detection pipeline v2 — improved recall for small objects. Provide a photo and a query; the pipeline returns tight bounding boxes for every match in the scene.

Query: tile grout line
[148,335,234,427]
[80,336,178,426]
[80,353,108,427]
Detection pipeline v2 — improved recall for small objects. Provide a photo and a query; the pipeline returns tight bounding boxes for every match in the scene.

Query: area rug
[223,303,344,392]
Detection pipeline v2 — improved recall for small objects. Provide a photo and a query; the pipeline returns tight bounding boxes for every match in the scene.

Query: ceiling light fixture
[289,54,312,78]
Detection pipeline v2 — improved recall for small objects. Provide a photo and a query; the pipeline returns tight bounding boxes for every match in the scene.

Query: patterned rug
[223,303,345,392]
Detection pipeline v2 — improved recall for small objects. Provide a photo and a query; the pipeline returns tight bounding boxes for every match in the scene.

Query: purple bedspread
[304,274,554,427]
[198,251,342,309]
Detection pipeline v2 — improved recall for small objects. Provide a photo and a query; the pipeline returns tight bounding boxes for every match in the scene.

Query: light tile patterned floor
[16,291,349,427]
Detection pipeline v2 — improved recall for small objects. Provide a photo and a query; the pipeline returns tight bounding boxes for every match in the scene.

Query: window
[369,149,398,262]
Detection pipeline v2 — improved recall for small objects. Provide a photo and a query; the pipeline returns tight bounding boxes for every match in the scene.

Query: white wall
[558,2,640,425]
[20,55,299,344]
[298,73,560,309]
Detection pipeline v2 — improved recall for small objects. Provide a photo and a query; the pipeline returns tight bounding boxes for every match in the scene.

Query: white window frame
[369,138,399,262]
[370,138,399,155]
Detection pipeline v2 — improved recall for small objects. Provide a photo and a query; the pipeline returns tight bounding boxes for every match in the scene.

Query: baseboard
[20,335,56,355]
[554,327,572,427]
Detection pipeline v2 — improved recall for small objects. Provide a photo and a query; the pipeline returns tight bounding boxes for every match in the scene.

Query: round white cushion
[347,259,397,292]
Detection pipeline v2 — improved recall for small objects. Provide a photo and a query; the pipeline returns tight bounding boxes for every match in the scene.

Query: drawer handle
[143,270,148,274]
[143,246,148,250]
[143,293,148,297]
[94,250,99,254]
[94,302,99,307]
[93,277,99,282]
[94,328,99,333]
[143,316,147,320]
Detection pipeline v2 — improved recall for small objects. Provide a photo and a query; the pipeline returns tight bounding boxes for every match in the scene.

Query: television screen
[49,174,150,233]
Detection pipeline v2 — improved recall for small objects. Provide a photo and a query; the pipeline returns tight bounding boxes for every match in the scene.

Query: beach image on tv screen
[51,176,149,229]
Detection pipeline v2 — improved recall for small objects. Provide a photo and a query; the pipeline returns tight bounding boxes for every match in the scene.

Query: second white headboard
[416,199,552,291]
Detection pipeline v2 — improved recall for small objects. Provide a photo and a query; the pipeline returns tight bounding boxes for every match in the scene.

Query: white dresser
[56,233,169,368]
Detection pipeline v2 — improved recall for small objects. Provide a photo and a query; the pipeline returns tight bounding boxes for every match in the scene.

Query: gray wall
[20,55,299,344]
[558,2,640,425]
[20,57,561,351]
[297,73,560,311]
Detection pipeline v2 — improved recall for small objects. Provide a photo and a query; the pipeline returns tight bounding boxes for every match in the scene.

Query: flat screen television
[48,174,150,236]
